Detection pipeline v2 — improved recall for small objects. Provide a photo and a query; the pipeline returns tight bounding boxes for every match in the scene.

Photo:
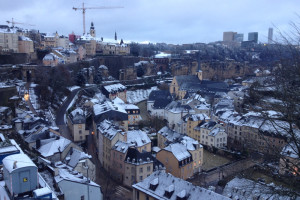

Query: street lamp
[24,91,29,101]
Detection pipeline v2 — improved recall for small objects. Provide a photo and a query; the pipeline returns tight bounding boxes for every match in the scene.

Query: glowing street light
[24,91,29,101]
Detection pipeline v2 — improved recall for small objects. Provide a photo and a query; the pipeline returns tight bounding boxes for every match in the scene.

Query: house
[63,147,96,181]
[279,142,299,176]
[184,94,211,116]
[67,108,89,142]
[218,111,288,154]
[42,53,63,66]
[95,119,125,171]
[194,121,227,148]
[93,100,128,132]
[132,171,230,200]
[54,162,103,200]
[37,136,80,162]
[164,101,195,130]
[124,148,164,187]
[110,141,133,183]
[18,36,34,54]
[157,126,182,149]
[169,72,229,100]
[156,143,193,180]
[147,90,172,118]
[112,97,141,127]
[127,130,151,153]
[102,83,127,102]
[157,126,204,176]
[177,113,209,136]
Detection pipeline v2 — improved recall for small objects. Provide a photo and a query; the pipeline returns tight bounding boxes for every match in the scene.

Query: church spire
[115,31,117,41]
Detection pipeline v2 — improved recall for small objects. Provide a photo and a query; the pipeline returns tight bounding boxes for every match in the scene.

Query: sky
[0,0,299,44]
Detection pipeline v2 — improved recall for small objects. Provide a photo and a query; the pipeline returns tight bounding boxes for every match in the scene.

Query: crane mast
[73,2,123,35]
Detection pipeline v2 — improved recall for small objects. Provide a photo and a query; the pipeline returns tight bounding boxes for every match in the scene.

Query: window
[147,166,151,172]
[78,125,82,129]
[120,164,122,168]
[81,196,85,200]
[79,130,82,134]
[140,176,143,181]
[140,167,143,173]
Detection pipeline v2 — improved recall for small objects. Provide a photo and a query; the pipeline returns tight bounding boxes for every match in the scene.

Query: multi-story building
[164,101,195,130]
[147,90,172,118]
[127,130,151,153]
[95,120,125,171]
[0,26,18,53]
[18,36,34,54]
[124,148,164,187]
[67,108,89,142]
[110,141,132,183]
[43,32,59,48]
[179,113,209,137]
[194,121,227,148]
[248,32,258,43]
[156,143,194,180]
[223,31,237,42]
[102,83,127,102]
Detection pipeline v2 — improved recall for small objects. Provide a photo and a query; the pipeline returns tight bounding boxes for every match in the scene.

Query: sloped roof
[64,148,91,168]
[127,130,151,147]
[133,171,230,200]
[38,137,71,157]
[164,143,191,161]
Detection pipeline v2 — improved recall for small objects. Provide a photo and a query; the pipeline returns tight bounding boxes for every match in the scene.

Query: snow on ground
[67,86,80,92]
[29,87,40,110]
[127,87,157,104]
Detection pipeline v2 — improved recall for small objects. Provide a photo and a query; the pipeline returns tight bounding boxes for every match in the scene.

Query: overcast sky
[0,0,299,44]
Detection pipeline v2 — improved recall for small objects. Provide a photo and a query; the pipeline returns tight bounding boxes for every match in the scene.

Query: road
[55,88,81,140]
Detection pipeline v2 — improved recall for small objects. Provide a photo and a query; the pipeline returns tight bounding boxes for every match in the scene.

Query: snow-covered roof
[164,143,191,161]
[99,65,108,70]
[64,148,91,168]
[112,141,133,153]
[181,136,202,151]
[154,52,171,58]
[223,177,296,200]
[38,137,71,158]
[19,36,32,41]
[183,113,209,122]
[93,100,127,116]
[103,83,126,93]
[133,171,230,200]
[97,120,122,140]
[33,187,52,197]
[209,127,225,137]
[134,61,149,67]
[54,163,99,187]
[127,130,151,147]
[158,126,182,142]
[3,153,37,173]
[165,101,194,114]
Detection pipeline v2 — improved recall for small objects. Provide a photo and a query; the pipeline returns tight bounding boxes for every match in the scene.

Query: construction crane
[73,2,123,35]
[6,18,35,28]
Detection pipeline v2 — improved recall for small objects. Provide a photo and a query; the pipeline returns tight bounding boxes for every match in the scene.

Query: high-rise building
[223,31,237,42]
[268,28,273,44]
[234,33,244,42]
[248,32,258,43]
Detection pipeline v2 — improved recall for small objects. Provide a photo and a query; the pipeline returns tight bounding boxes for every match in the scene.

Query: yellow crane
[73,2,123,35]
[6,18,35,28]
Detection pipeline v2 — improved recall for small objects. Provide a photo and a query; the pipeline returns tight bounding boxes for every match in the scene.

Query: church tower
[90,22,96,37]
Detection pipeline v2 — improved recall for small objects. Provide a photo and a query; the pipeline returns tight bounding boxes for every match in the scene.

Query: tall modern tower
[248,32,258,43]
[268,28,273,44]
[223,32,237,42]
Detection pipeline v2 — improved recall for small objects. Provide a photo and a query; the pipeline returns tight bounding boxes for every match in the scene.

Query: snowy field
[127,87,157,104]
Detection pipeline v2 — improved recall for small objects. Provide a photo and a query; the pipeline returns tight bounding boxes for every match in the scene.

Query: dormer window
[164,184,175,199]
[176,190,188,200]
[149,178,159,191]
